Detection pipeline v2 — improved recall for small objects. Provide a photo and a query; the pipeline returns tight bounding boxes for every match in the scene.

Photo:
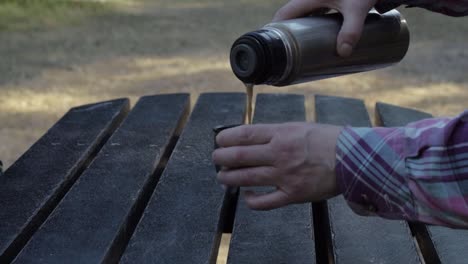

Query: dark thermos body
[230,10,410,86]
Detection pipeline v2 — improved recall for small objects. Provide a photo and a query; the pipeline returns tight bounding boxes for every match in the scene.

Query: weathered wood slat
[315,95,420,264]
[426,227,468,264]
[13,94,190,264]
[120,93,246,264]
[376,102,468,264]
[0,99,129,263]
[375,102,432,127]
[227,94,316,264]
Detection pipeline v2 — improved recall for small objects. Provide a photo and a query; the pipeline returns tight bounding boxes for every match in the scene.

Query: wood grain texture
[0,99,129,263]
[227,93,316,264]
[12,94,189,264]
[120,93,246,264]
[315,95,420,264]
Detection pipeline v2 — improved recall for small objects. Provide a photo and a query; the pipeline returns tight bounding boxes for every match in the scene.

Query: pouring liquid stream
[244,83,254,124]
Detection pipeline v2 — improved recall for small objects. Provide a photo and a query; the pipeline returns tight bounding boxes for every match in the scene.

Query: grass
[0,0,118,31]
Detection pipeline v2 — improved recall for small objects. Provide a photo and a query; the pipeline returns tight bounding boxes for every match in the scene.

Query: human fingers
[244,190,289,210]
[217,166,276,187]
[216,124,275,147]
[212,145,274,168]
[336,6,369,57]
[273,0,324,22]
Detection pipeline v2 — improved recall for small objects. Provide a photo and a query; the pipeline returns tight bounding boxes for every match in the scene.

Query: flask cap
[230,30,287,84]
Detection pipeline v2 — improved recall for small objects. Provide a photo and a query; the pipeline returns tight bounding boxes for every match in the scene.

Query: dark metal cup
[213,124,243,233]
[213,124,243,173]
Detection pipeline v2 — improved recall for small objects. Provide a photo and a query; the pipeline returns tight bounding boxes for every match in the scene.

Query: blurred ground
[0,0,112,31]
[0,0,467,262]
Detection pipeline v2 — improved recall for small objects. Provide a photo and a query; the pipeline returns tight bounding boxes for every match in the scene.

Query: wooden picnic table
[0,93,466,264]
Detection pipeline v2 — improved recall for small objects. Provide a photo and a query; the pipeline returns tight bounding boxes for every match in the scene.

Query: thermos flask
[230,10,410,86]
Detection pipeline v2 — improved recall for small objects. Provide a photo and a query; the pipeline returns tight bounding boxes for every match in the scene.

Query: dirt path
[1,0,467,169]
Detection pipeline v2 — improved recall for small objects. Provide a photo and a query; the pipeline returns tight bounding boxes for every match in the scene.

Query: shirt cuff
[335,126,417,220]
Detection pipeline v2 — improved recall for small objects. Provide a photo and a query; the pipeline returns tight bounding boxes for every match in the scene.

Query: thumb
[336,10,367,57]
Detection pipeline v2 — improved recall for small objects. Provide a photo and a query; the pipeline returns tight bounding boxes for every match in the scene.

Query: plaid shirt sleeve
[335,110,468,228]
[375,0,468,16]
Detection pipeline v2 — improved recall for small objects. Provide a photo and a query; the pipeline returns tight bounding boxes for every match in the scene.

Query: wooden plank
[376,102,468,264]
[375,102,432,127]
[0,99,129,263]
[120,93,246,264]
[315,95,420,264]
[227,94,316,264]
[13,94,190,264]
[426,227,468,264]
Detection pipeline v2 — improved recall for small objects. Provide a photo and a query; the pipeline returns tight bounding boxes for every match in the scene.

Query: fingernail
[339,43,353,57]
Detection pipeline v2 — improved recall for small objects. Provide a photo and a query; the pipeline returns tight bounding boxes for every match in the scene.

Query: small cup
[213,124,242,194]
[213,124,242,172]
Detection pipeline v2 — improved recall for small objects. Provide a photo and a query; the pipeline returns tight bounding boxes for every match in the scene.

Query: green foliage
[0,0,113,31]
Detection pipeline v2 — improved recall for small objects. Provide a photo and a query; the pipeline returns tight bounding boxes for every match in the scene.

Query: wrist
[307,124,343,199]
[328,125,343,197]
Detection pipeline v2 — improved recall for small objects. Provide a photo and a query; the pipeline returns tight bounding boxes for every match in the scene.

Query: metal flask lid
[230,30,288,85]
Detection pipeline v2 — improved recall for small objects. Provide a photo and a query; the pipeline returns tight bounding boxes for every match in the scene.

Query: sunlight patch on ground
[0,90,97,114]
[117,57,231,81]
[2,54,466,117]
[216,233,231,264]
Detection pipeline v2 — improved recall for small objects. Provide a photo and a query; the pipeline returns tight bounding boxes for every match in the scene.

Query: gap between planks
[1,103,129,264]
[105,103,191,264]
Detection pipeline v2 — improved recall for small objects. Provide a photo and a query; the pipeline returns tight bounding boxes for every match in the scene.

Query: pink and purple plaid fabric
[375,0,468,16]
[336,111,468,228]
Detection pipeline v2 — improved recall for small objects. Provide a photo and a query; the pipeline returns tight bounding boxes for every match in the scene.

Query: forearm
[375,0,468,16]
[335,110,468,228]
